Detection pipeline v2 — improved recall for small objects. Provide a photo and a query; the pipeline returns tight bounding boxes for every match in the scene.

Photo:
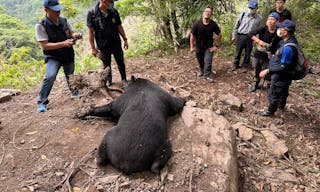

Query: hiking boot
[71,90,81,98]
[37,104,47,112]
[259,110,274,116]
[204,77,214,83]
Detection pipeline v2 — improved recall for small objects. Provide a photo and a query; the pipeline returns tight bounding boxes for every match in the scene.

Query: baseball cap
[268,12,280,20]
[43,0,63,11]
[248,0,258,9]
[277,19,295,33]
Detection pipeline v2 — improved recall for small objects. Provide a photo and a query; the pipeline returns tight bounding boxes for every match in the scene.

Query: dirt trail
[0,48,319,191]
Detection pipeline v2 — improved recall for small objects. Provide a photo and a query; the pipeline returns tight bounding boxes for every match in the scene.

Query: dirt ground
[0,48,320,192]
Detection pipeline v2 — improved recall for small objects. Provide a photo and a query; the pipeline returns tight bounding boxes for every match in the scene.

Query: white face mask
[247,8,256,15]
[276,28,282,37]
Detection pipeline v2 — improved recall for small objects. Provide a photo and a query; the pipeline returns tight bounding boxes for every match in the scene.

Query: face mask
[247,8,256,14]
[276,28,282,37]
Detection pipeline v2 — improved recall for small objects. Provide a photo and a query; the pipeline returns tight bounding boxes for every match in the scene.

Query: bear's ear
[131,76,137,82]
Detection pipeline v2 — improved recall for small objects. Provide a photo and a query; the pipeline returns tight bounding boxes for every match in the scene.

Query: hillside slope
[0,49,319,191]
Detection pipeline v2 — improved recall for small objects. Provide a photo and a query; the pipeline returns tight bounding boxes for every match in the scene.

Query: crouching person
[259,20,297,116]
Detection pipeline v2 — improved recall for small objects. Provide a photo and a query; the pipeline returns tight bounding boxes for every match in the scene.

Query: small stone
[96,185,104,192]
[20,140,26,144]
[27,186,35,192]
[167,174,174,181]
[55,172,64,177]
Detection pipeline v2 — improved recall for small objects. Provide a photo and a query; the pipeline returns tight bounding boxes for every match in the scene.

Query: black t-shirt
[87,4,122,50]
[249,26,281,60]
[269,8,292,22]
[191,19,221,49]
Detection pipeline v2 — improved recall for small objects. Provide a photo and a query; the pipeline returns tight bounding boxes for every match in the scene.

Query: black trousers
[268,80,292,112]
[99,43,127,82]
[234,34,253,68]
[252,57,269,84]
[195,47,214,77]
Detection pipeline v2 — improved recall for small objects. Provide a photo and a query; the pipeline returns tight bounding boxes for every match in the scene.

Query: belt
[238,33,248,36]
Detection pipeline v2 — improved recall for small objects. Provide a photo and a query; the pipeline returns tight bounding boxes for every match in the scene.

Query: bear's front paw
[74,106,92,119]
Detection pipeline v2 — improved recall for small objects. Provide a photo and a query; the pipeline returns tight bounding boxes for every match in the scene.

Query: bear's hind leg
[151,140,172,173]
[96,137,110,167]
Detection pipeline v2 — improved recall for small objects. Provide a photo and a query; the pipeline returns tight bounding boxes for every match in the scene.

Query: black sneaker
[259,110,274,116]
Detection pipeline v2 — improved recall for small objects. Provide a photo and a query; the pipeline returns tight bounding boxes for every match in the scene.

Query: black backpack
[283,43,309,80]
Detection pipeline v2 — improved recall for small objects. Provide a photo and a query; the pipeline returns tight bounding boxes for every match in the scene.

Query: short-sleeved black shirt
[87,3,122,50]
[249,26,281,60]
[269,8,292,23]
[191,19,221,49]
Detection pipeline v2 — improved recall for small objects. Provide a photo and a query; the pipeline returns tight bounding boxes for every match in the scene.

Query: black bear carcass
[78,77,185,174]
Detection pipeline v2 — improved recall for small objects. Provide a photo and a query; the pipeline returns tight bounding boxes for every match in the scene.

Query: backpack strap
[284,43,298,49]
[237,12,245,27]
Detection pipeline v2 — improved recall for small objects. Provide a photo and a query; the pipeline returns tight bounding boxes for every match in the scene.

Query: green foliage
[114,0,148,18]
[75,54,102,73]
[0,48,45,91]
[0,13,40,59]
[0,5,6,14]
[61,0,81,18]
[0,0,42,27]
[124,17,169,57]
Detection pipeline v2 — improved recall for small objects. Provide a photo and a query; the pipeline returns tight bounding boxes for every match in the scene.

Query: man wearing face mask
[232,0,262,71]
[87,0,129,86]
[259,20,298,116]
[248,12,281,92]
[269,0,292,23]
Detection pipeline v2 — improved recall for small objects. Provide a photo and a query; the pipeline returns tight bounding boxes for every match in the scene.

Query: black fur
[83,77,185,174]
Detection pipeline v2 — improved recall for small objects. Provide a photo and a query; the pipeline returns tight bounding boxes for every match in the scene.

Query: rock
[96,184,104,192]
[218,93,243,111]
[262,167,299,183]
[0,89,21,103]
[180,105,238,192]
[55,172,64,177]
[261,130,288,156]
[0,92,11,103]
[167,174,174,181]
[232,122,253,141]
[185,100,197,107]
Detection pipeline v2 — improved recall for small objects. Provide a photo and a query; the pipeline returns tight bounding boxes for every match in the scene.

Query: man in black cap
[259,19,298,116]
[35,0,83,112]
[87,0,129,87]
[248,12,281,92]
